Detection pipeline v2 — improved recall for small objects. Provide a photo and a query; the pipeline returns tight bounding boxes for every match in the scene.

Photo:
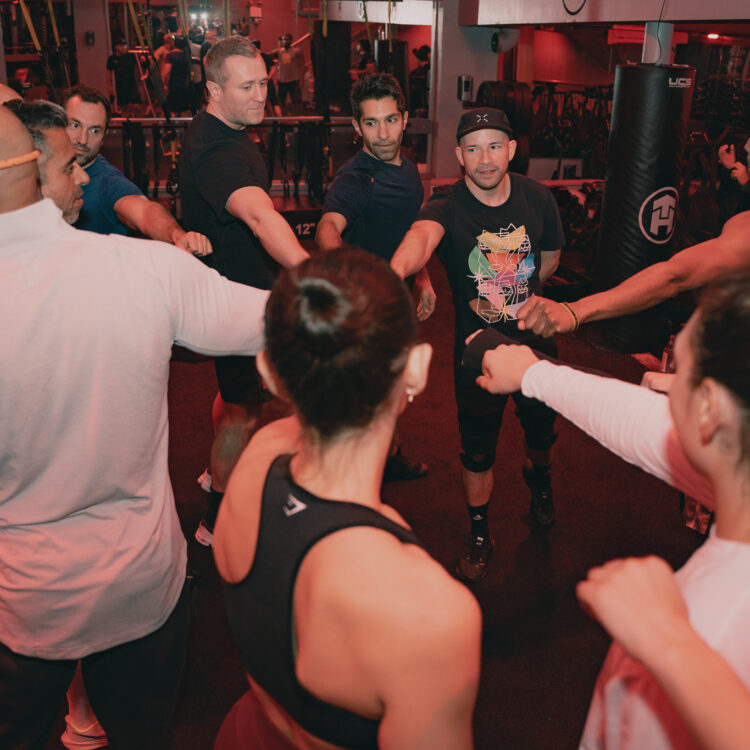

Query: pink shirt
[0,199,268,659]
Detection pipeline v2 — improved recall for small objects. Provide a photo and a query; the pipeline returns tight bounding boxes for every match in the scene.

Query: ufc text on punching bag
[591,63,695,353]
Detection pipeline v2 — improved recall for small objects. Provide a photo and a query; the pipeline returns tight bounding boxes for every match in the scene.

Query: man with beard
[180,36,308,546]
[60,85,211,256]
[316,73,434,481]
[5,99,89,224]
[391,108,564,582]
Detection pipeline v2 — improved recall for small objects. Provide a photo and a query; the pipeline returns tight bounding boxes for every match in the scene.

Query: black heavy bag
[590,63,695,352]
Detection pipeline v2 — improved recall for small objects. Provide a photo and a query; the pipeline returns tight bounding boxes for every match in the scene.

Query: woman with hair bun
[213,247,481,750]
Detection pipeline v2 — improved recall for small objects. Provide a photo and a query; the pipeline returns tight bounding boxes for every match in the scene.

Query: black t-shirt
[180,111,274,289]
[418,174,564,359]
[107,53,139,105]
[322,150,423,261]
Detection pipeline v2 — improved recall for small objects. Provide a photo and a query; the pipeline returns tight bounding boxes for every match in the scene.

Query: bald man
[0,105,269,750]
[516,211,750,337]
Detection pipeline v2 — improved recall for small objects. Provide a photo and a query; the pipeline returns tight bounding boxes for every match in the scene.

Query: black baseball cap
[456,107,513,142]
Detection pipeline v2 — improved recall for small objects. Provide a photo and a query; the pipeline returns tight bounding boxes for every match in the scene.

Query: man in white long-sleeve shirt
[0,105,269,749]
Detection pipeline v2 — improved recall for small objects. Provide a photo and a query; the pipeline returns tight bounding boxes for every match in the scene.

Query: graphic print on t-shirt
[467,223,535,323]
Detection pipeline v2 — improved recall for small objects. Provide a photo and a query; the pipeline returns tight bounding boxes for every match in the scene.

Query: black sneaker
[455,533,494,582]
[383,447,428,483]
[523,464,555,527]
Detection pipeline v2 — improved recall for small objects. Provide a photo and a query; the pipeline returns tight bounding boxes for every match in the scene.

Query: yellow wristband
[560,302,579,331]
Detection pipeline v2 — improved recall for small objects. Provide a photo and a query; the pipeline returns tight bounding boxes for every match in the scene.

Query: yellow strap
[17,0,42,54]
[46,0,61,48]
[125,0,146,49]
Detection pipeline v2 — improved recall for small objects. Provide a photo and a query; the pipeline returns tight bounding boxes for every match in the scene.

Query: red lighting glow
[707,33,720,39]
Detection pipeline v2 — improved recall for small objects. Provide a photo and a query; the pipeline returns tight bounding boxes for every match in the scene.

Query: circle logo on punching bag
[638,187,678,244]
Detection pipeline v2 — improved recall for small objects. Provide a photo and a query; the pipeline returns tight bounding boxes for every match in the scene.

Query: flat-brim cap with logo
[456,107,513,142]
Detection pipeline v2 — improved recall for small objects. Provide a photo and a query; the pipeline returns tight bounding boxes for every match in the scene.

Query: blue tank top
[223,454,424,749]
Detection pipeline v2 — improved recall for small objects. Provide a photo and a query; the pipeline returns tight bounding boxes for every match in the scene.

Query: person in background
[153,33,175,80]
[351,38,376,80]
[275,33,304,115]
[106,38,141,115]
[213,248,482,750]
[409,44,431,114]
[162,35,193,117]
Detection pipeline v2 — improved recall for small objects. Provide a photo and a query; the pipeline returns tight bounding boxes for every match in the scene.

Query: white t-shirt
[0,199,269,659]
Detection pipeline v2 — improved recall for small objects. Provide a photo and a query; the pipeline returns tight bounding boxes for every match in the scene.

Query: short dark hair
[692,273,750,464]
[358,38,372,55]
[265,247,418,440]
[205,36,259,87]
[60,85,112,127]
[350,73,405,122]
[3,99,67,154]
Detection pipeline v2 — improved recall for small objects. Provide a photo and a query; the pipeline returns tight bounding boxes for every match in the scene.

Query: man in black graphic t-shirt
[392,107,564,582]
[316,74,433,482]
[180,36,308,546]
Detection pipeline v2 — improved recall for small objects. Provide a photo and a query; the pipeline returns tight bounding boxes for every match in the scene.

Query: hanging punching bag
[590,63,695,353]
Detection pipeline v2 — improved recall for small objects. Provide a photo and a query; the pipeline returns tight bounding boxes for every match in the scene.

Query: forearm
[521,361,714,507]
[122,200,185,245]
[315,219,344,252]
[539,250,560,284]
[255,211,308,268]
[648,625,750,750]
[391,228,435,280]
[570,261,683,325]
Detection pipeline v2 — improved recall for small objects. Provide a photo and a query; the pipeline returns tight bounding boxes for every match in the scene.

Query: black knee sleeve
[460,449,496,473]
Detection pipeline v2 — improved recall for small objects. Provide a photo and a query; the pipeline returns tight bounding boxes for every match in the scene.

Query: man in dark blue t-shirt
[316,74,434,481]
[61,85,210,254]
[392,107,565,582]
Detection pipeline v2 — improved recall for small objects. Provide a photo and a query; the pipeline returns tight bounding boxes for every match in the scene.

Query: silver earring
[406,390,414,404]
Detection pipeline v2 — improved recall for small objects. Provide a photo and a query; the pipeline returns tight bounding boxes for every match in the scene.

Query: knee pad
[524,428,558,453]
[460,448,496,473]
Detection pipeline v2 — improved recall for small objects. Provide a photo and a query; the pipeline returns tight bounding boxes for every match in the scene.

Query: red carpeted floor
[47,255,700,749]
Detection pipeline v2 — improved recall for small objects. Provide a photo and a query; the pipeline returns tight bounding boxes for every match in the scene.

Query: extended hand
[576,556,689,665]
[730,163,750,187]
[517,295,575,337]
[475,343,539,394]
[176,231,213,257]
[415,275,436,322]
[718,143,737,170]
[640,371,675,393]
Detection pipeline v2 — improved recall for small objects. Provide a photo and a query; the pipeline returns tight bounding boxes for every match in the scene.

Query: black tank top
[223,455,424,749]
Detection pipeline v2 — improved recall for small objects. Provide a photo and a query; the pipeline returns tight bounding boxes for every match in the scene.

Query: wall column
[72,0,110,95]
[431,0,498,178]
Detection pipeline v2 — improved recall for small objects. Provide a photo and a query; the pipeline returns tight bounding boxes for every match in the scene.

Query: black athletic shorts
[214,355,264,411]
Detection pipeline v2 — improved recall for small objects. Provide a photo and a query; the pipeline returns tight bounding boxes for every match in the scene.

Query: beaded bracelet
[560,302,580,331]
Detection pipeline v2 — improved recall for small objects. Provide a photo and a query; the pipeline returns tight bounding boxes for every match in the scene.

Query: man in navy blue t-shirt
[61,85,211,255]
[316,74,434,481]
[392,107,565,582]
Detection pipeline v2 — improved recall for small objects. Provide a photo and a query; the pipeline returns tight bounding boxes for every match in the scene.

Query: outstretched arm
[517,211,750,337]
[226,185,309,268]
[391,219,445,280]
[475,347,714,507]
[114,194,212,256]
[577,556,750,750]
[314,211,347,252]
